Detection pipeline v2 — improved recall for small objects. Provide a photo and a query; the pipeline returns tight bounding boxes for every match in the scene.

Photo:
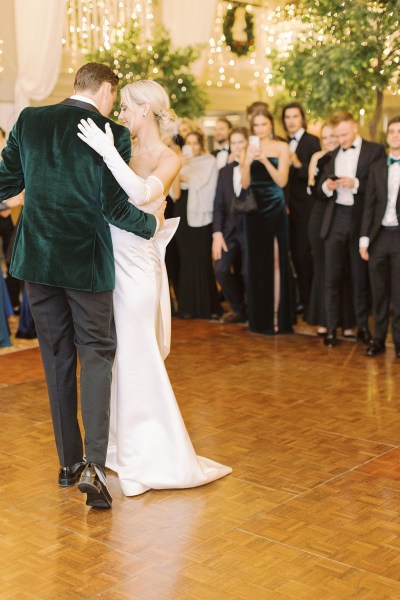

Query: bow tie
[289,136,297,142]
[216,147,229,153]
[342,145,356,152]
[388,157,400,166]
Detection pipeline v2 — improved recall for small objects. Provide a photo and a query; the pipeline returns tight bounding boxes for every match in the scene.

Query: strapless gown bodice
[250,158,285,214]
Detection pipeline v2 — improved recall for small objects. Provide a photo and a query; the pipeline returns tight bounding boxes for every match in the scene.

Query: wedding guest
[0,127,20,312]
[241,107,293,334]
[320,111,386,348]
[213,127,248,323]
[246,101,270,122]
[306,123,355,337]
[212,117,232,170]
[173,131,221,319]
[360,116,400,358]
[282,102,321,316]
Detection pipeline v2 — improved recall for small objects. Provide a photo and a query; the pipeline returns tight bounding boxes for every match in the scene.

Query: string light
[63,0,154,73]
[203,1,303,96]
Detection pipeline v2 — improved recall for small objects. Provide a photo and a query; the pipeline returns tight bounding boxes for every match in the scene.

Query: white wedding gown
[107,192,232,496]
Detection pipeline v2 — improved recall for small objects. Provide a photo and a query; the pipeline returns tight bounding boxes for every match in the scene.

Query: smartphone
[182,144,193,157]
[249,135,260,149]
[328,174,339,181]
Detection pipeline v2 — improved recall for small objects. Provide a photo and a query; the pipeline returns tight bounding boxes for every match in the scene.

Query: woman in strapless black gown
[241,108,293,334]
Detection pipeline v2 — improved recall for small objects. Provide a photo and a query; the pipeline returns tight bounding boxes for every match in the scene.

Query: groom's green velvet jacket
[0,100,157,291]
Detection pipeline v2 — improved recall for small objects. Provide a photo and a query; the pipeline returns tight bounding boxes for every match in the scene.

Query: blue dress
[245,158,294,334]
[0,275,13,347]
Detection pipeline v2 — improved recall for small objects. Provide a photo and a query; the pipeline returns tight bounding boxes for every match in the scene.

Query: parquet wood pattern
[1,320,400,598]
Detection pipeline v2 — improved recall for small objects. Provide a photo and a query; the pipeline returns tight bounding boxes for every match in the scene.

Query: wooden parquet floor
[1,320,400,599]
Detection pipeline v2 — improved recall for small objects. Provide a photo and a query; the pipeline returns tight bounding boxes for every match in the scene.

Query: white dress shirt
[289,128,305,153]
[359,156,400,248]
[382,157,400,226]
[70,94,98,108]
[322,135,362,205]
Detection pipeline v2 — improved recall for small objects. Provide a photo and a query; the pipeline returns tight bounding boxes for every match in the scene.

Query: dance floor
[1,319,400,599]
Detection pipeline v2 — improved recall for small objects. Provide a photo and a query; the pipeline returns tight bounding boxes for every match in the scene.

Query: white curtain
[161,0,217,77]
[13,0,65,117]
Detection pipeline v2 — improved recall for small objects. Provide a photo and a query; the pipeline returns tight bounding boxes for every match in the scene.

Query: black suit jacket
[319,139,386,240]
[287,131,321,205]
[212,161,243,240]
[360,156,400,247]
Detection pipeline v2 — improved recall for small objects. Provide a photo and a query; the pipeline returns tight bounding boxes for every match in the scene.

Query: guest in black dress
[241,108,293,334]
[307,123,355,336]
[173,131,221,319]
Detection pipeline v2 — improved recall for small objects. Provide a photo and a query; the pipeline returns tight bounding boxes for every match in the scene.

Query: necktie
[388,157,400,166]
[342,145,355,152]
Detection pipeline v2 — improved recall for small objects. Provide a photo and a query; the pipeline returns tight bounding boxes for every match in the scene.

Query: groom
[0,62,164,509]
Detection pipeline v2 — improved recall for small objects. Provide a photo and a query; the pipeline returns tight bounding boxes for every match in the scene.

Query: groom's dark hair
[74,62,119,93]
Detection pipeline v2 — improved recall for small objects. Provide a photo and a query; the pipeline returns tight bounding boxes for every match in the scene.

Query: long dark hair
[249,108,275,139]
[282,102,307,131]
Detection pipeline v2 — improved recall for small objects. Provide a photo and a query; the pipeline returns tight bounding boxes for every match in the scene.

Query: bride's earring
[143,112,147,118]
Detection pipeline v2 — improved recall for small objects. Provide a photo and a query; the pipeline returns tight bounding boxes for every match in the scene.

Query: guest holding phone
[307,123,355,337]
[319,111,386,348]
[241,107,293,334]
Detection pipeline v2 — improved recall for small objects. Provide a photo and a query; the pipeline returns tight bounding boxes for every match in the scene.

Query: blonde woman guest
[241,107,293,334]
[78,80,231,496]
[173,130,221,319]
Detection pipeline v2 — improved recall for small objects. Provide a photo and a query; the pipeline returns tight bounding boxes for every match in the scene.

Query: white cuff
[154,216,160,235]
[212,231,223,238]
[351,178,360,194]
[359,236,369,248]
[322,181,334,197]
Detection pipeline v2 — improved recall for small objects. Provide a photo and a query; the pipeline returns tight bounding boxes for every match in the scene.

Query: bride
[77,80,231,496]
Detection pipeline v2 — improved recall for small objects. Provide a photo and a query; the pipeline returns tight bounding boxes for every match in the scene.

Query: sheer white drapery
[161,0,217,77]
[14,0,65,116]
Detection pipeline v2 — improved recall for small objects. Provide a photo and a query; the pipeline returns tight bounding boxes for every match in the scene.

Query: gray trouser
[26,282,116,467]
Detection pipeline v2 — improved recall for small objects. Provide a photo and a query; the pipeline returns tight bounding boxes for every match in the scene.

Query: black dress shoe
[78,463,112,508]
[324,329,337,347]
[58,461,86,487]
[365,341,386,357]
[356,328,372,345]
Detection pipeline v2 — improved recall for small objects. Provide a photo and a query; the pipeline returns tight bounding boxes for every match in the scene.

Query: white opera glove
[77,117,114,158]
[77,117,164,206]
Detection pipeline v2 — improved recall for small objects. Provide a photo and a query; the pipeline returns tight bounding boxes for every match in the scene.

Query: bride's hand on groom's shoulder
[77,118,114,158]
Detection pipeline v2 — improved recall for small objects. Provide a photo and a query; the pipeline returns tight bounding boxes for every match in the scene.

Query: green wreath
[223,3,255,57]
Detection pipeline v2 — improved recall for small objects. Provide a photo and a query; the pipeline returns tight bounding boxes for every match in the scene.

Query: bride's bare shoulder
[160,145,183,168]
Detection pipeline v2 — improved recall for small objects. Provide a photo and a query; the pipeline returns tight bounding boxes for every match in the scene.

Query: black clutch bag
[232,188,258,214]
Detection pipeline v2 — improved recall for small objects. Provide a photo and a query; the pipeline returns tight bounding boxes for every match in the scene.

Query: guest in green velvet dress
[241,107,294,334]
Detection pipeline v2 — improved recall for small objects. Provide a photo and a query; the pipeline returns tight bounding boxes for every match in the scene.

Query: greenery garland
[223,3,255,57]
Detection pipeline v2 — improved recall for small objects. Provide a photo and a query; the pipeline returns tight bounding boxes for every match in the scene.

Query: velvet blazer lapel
[59,98,101,114]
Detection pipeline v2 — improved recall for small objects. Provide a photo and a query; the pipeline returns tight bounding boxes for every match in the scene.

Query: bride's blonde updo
[121,80,177,135]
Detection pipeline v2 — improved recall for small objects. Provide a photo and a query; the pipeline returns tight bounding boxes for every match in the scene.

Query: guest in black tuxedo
[307,123,355,337]
[360,116,400,358]
[282,102,321,315]
[212,117,232,170]
[320,111,386,347]
[212,127,248,323]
